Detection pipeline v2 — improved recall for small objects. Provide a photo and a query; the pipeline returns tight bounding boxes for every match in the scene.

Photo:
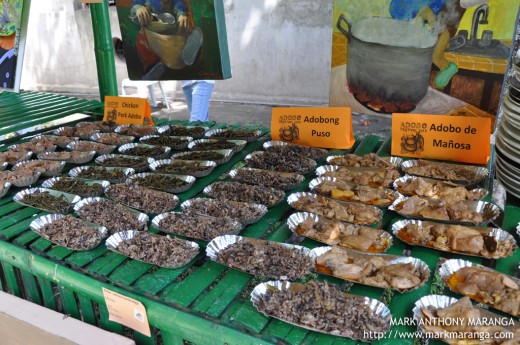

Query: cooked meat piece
[396,177,486,202]
[328,153,398,168]
[315,180,396,206]
[404,160,479,181]
[322,168,400,188]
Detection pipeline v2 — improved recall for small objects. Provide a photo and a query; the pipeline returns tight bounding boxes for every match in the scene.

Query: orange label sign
[103,96,153,126]
[271,107,354,149]
[391,114,491,164]
[102,288,151,336]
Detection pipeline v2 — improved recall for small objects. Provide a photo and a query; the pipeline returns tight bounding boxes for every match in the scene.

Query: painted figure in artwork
[0,0,22,89]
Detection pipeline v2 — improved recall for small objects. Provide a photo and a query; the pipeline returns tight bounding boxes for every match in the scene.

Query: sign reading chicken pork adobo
[271,107,355,149]
[391,114,491,164]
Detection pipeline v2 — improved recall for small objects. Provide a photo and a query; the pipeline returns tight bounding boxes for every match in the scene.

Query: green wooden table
[0,91,518,345]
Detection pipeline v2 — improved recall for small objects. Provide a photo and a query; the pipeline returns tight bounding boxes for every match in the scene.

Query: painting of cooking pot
[116,0,231,81]
[329,0,519,118]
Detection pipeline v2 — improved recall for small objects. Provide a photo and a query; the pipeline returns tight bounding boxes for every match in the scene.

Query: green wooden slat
[0,202,24,218]
[98,302,124,335]
[301,332,338,345]
[38,277,58,310]
[160,331,185,345]
[192,270,250,317]
[134,332,156,345]
[133,267,192,296]
[12,230,41,247]
[221,300,269,334]
[0,210,41,240]
[77,294,97,325]
[86,252,128,278]
[58,286,81,320]
[29,237,54,255]
[376,137,392,156]
[46,246,75,261]
[160,261,226,307]
[353,136,381,155]
[109,260,153,286]
[1,262,21,297]
[20,270,42,305]
[65,246,109,268]
[262,320,309,345]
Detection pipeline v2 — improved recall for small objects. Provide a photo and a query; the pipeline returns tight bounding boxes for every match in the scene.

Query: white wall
[20,0,333,105]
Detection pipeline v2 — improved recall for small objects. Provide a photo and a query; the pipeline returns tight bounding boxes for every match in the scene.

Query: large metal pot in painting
[337,15,437,113]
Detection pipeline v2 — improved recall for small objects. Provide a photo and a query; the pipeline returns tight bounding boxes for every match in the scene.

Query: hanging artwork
[0,0,30,92]
[329,0,519,127]
[116,0,231,81]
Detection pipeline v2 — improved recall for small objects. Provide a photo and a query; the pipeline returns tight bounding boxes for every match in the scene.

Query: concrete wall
[20,0,332,105]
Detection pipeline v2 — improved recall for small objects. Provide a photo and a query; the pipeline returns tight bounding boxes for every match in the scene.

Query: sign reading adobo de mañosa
[271,107,355,149]
[391,114,491,165]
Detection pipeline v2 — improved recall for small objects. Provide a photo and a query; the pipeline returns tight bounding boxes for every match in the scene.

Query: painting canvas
[116,0,231,81]
[0,0,30,92]
[329,0,519,127]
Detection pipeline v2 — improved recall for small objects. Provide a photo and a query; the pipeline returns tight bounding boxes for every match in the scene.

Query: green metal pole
[90,1,118,102]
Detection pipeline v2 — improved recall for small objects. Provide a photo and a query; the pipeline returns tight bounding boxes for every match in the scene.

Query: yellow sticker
[271,107,354,149]
[103,96,154,126]
[102,287,151,337]
[391,114,491,165]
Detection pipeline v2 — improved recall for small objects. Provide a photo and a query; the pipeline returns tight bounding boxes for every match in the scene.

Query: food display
[188,139,246,152]
[171,149,232,165]
[158,125,207,138]
[54,126,98,139]
[68,140,116,155]
[414,295,520,345]
[42,177,108,198]
[229,168,304,191]
[0,149,32,165]
[0,170,40,187]
[31,135,78,149]
[76,121,118,133]
[207,235,312,280]
[288,212,392,252]
[440,259,520,317]
[263,141,329,161]
[91,133,135,146]
[392,220,516,259]
[96,154,152,173]
[30,214,107,251]
[10,141,56,154]
[14,188,81,214]
[317,166,401,188]
[312,246,429,292]
[204,181,285,208]
[106,231,199,268]
[150,159,217,177]
[13,160,65,177]
[105,183,178,214]
[118,143,170,160]
[139,135,192,150]
[288,192,382,226]
[394,175,487,202]
[127,173,195,193]
[115,124,157,137]
[181,198,268,224]
[309,177,399,207]
[38,150,96,164]
[326,153,401,168]
[251,280,391,341]
[70,166,134,184]
[402,159,488,185]
[205,128,262,141]
[390,196,500,225]
[152,212,243,241]
[75,197,148,233]
[245,151,316,174]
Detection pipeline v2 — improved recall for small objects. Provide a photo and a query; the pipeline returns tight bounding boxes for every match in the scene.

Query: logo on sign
[107,108,118,122]
[279,123,300,142]
[401,131,425,154]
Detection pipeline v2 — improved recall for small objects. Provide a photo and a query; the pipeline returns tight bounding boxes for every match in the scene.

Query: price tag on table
[102,287,151,336]
[391,114,491,164]
[103,96,154,126]
[271,107,354,149]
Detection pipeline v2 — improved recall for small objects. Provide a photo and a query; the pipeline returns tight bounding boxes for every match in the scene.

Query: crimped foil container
[287,212,392,252]
[13,160,66,177]
[69,166,135,184]
[206,235,313,279]
[205,128,263,142]
[95,154,154,173]
[180,198,268,225]
[9,171,41,187]
[326,155,403,168]
[263,140,329,160]
[90,133,135,146]
[228,167,304,191]
[287,192,382,227]
[13,187,81,214]
[106,230,199,268]
[251,280,392,341]
[114,124,158,137]
[2,150,33,166]
[37,151,96,164]
[245,151,317,174]
[0,161,8,171]
[393,175,489,200]
[309,176,400,207]
[74,197,149,230]
[392,219,517,259]
[171,149,234,165]
[311,246,430,293]
[203,182,285,208]
[157,125,208,139]
[118,143,171,160]
[413,294,520,339]
[126,172,195,194]
[54,126,98,140]
[67,140,116,155]
[151,211,243,240]
[30,213,108,251]
[104,184,179,214]
[149,159,216,178]
[389,196,501,226]
[401,160,489,186]
[188,139,247,153]
[32,134,79,149]
[140,135,193,150]
[439,258,520,317]
[0,181,12,199]
[9,143,57,155]
[42,176,110,198]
